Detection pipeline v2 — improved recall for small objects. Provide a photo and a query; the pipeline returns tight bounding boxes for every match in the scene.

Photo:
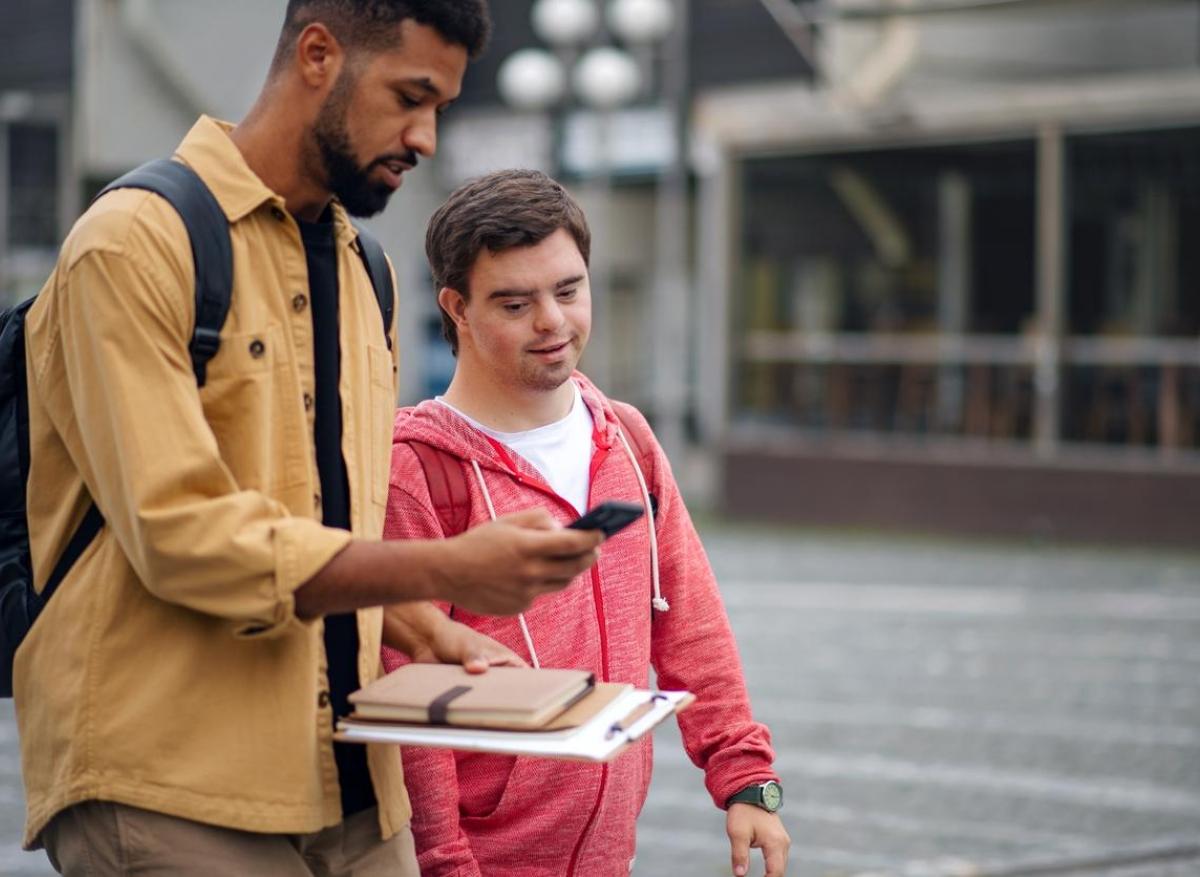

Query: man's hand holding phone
[438,502,644,616]
[438,508,603,615]
[567,500,644,539]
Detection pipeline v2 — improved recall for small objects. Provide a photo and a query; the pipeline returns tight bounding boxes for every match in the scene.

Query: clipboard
[335,685,694,763]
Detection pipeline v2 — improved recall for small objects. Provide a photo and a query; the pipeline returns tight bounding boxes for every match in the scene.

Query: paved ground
[3,523,1199,876]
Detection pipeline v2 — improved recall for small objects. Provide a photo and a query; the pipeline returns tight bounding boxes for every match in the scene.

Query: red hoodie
[382,374,777,877]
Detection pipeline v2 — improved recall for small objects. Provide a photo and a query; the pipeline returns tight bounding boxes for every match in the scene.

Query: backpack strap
[28,177,398,628]
[40,162,234,603]
[39,506,105,607]
[0,300,100,612]
[610,406,658,518]
[99,159,233,387]
[405,441,472,536]
[351,222,395,351]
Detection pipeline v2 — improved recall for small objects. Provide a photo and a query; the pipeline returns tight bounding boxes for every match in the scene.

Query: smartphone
[567,501,645,539]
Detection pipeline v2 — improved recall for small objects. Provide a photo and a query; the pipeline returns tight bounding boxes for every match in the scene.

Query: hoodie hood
[392,371,620,480]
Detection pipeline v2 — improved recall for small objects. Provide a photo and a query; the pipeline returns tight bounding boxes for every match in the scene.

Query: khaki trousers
[42,801,418,877]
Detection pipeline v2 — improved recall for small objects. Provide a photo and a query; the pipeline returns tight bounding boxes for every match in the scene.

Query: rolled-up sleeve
[38,216,348,638]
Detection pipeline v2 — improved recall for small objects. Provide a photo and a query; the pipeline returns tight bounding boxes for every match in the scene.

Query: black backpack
[0,159,395,697]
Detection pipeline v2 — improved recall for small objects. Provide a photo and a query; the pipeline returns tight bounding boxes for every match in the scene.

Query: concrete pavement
[2,523,1199,876]
[634,524,1200,876]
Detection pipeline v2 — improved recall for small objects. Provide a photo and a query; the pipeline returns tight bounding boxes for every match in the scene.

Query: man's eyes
[499,290,577,313]
[397,93,451,117]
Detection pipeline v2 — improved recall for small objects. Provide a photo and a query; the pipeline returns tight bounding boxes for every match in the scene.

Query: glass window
[740,141,1035,337]
[1061,127,1200,450]
[736,140,1037,438]
[8,123,59,249]
[1067,126,1200,338]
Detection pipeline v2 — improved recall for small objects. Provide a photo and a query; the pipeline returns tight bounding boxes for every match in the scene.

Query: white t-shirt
[436,382,595,515]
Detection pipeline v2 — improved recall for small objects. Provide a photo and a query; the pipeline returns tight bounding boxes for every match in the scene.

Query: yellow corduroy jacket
[17,116,409,848]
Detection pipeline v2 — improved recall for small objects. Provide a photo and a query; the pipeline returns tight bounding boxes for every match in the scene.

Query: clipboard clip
[605,693,669,741]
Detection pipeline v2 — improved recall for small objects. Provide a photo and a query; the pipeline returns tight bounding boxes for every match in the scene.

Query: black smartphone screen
[566,501,645,539]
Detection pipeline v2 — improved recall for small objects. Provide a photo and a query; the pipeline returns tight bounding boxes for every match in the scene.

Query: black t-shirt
[296,210,377,818]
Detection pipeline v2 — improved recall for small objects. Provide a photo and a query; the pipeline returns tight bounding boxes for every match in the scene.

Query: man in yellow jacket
[18,2,600,875]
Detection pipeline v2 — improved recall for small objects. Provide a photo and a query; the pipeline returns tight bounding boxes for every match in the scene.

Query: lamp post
[496,0,688,466]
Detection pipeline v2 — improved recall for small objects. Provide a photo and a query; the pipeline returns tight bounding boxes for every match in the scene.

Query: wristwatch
[725,780,783,813]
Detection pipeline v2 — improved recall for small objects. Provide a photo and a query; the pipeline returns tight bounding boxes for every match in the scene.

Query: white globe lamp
[497,49,567,111]
[532,0,600,48]
[607,0,675,44]
[573,46,642,110]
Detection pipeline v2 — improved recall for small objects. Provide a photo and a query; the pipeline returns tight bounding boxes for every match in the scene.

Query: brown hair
[425,169,591,355]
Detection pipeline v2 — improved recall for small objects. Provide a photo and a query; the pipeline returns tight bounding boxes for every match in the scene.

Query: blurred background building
[1,0,1198,545]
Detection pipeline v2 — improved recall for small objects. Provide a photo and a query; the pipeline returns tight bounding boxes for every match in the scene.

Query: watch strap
[725,780,781,811]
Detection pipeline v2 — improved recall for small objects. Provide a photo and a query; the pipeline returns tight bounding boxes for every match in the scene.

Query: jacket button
[292,293,308,313]
[317,690,331,709]
[303,393,313,411]
[248,339,266,358]
[271,206,286,221]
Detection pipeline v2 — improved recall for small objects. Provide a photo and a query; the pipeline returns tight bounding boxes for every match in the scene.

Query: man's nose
[404,114,437,158]
[533,299,565,333]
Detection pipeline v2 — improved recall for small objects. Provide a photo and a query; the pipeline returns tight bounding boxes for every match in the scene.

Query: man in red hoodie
[382,170,790,877]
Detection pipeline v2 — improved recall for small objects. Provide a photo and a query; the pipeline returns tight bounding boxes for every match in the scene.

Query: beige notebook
[337,687,695,762]
[349,664,595,730]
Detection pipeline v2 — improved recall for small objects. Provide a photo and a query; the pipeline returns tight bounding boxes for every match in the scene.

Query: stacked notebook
[337,664,693,763]
[348,664,596,729]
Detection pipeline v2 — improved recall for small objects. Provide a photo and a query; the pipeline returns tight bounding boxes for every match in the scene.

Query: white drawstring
[465,419,667,672]
[470,460,541,669]
[615,429,668,613]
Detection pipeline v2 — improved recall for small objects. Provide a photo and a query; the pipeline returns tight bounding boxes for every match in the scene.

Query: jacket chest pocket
[200,325,307,494]
[367,344,395,507]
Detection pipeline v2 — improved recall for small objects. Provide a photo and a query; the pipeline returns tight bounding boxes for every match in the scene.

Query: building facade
[0,0,74,310]
[692,0,1200,544]
[4,0,1197,543]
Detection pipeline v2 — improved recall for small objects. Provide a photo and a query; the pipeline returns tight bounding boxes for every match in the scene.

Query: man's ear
[295,22,344,90]
[438,287,469,329]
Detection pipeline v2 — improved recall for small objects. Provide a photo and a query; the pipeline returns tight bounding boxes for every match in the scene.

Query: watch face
[761,781,783,811]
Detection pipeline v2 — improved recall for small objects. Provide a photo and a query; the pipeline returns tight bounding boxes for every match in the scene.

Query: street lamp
[607,0,675,44]
[496,0,688,466]
[532,0,600,48]
[496,48,566,110]
[497,1,664,111]
[572,47,642,109]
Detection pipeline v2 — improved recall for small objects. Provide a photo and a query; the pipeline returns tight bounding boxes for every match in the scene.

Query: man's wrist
[725,780,783,813]
[421,536,461,603]
[388,537,453,603]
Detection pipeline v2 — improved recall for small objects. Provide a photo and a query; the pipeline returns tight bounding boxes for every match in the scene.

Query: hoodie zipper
[566,439,613,876]
[567,761,610,877]
[471,417,619,875]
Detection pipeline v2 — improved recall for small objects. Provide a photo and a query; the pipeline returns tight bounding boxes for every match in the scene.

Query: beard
[311,75,411,218]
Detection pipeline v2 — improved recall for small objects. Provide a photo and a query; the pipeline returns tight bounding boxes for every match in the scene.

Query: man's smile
[527,339,572,356]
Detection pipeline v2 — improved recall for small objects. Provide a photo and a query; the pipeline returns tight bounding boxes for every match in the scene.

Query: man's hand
[727,804,790,877]
[294,508,602,621]
[384,602,526,673]
[433,508,603,616]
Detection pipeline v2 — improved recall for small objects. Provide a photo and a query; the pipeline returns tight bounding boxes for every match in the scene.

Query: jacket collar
[174,115,360,248]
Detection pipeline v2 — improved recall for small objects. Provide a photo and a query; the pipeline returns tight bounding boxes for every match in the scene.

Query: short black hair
[426,169,591,355]
[272,0,490,72]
